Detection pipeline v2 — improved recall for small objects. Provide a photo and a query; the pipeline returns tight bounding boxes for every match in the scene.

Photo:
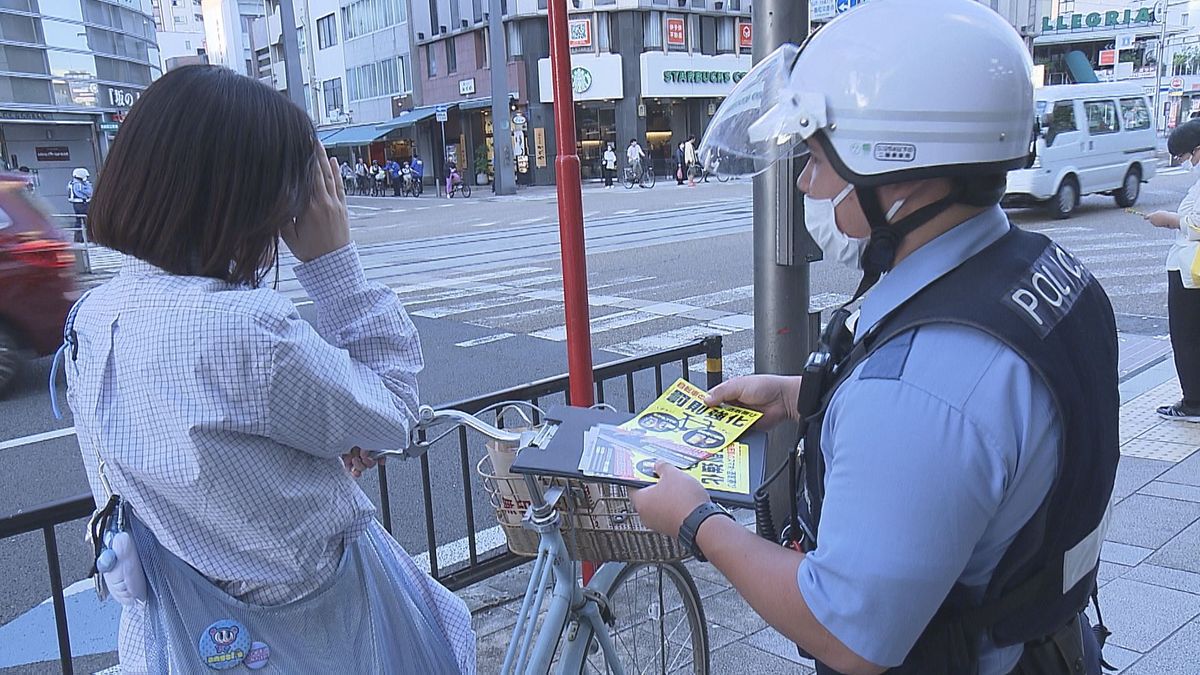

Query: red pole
[547,0,594,409]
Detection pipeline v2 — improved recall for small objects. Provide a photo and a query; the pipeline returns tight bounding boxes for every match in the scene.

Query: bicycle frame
[503,502,625,675]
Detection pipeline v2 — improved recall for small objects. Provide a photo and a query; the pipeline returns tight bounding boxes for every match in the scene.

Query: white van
[1005,82,1157,218]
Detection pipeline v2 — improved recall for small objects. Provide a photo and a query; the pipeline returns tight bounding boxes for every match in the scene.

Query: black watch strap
[678,502,733,562]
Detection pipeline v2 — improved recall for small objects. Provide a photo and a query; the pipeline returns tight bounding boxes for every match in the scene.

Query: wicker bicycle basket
[477,452,687,563]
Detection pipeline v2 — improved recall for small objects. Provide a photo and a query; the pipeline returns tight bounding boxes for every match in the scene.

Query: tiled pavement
[464,353,1200,674]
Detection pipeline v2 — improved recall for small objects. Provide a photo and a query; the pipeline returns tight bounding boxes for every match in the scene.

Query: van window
[1119,97,1151,131]
[1084,100,1120,135]
[1049,101,1077,134]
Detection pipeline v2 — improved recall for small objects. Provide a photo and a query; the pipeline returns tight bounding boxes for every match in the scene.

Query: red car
[0,174,77,395]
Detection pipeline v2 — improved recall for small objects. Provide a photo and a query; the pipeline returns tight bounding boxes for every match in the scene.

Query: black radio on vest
[781,226,1119,675]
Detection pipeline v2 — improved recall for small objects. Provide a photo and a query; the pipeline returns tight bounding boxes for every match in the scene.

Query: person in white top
[63,64,475,672]
[627,138,646,178]
[602,142,617,189]
[1146,119,1200,421]
[684,135,698,187]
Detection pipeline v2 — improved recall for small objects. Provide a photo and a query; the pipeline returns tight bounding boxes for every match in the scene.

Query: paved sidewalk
[465,353,1200,674]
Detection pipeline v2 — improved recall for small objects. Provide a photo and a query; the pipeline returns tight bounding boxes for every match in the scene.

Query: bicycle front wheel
[580,561,709,675]
[642,168,656,189]
[462,183,472,198]
[622,170,636,190]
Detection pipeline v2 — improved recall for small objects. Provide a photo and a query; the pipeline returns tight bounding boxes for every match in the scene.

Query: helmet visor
[698,44,826,178]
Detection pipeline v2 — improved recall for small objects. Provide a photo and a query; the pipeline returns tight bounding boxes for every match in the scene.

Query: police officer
[67,167,93,243]
[630,2,1119,674]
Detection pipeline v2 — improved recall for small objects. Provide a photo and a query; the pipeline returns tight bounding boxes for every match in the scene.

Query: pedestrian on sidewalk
[631,3,1118,674]
[66,167,92,242]
[60,65,475,674]
[675,140,686,185]
[1146,118,1200,421]
[602,143,617,188]
[684,135,698,187]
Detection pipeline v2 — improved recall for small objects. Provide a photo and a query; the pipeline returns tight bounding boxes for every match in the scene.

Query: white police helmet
[72,168,90,180]
[699,0,1034,184]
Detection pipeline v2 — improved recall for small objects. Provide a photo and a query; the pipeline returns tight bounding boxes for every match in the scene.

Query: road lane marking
[455,333,516,347]
[0,426,76,451]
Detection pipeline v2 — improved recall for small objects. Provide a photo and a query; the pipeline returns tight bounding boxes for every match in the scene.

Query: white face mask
[804,185,908,271]
[804,184,867,269]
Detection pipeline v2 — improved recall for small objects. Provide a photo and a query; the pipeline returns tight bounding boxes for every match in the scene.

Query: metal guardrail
[0,336,724,673]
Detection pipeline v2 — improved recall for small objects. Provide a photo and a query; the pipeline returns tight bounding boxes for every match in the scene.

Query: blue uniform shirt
[796,206,1060,673]
[411,158,425,178]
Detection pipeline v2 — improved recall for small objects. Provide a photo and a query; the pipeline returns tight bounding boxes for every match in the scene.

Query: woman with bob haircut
[58,65,475,673]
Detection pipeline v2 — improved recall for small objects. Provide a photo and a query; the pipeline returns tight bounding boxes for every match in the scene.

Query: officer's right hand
[705,375,802,429]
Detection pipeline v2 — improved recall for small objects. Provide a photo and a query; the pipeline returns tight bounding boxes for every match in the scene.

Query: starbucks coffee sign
[642,53,753,98]
[538,54,624,102]
[662,70,748,85]
[1041,7,1157,32]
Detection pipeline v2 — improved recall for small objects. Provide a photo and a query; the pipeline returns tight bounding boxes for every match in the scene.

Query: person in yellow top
[1147,118,1200,421]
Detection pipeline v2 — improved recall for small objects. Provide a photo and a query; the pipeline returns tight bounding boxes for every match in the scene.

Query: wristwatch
[677,502,734,562]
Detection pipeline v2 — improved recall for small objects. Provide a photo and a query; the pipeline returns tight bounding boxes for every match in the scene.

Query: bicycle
[621,164,656,190]
[400,404,710,675]
[448,178,472,198]
[401,174,423,198]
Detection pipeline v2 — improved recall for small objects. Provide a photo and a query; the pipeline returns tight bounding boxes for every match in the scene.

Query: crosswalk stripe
[454,333,515,347]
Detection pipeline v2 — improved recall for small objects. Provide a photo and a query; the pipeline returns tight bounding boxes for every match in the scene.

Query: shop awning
[376,106,440,133]
[316,127,342,143]
[457,97,494,111]
[322,123,389,147]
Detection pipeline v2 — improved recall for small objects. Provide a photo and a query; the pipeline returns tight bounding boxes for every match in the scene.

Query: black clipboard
[509,405,768,509]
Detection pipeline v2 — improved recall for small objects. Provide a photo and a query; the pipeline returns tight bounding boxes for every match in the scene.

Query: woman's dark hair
[89,65,315,286]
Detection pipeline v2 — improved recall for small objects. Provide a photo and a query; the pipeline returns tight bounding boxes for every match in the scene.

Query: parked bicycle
[392,404,710,675]
[621,162,656,190]
[686,159,729,184]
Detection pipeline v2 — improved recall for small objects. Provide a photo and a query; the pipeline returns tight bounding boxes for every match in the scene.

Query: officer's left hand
[630,462,712,537]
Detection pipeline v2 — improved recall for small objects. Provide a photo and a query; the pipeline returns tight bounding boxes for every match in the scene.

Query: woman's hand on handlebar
[705,375,802,430]
[343,446,384,478]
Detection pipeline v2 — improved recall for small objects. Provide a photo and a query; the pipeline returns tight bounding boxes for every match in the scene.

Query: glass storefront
[575,101,615,180]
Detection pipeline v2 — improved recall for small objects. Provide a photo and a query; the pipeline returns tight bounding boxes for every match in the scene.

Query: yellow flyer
[619,378,762,452]
[628,442,750,495]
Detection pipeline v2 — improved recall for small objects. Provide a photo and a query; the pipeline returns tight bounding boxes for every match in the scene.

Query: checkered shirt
[65,244,475,673]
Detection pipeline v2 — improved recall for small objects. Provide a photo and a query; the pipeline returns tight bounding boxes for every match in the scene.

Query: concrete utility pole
[489,0,516,195]
[1154,0,1169,133]
[753,0,814,528]
[279,0,307,112]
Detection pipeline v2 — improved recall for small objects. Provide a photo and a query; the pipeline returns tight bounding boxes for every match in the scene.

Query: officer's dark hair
[1168,119,1200,158]
[89,64,315,287]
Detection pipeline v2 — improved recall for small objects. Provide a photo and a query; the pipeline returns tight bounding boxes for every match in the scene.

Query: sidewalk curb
[1119,353,1177,405]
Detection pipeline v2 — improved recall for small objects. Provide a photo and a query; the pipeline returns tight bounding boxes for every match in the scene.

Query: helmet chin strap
[847,184,962,305]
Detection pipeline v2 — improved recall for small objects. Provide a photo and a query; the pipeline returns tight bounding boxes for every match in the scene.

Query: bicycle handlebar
[415,405,524,444]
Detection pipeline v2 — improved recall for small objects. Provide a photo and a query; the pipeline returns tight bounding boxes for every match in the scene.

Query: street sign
[738,22,752,49]
[1171,76,1184,91]
[835,0,865,14]
[435,105,449,122]
[1116,33,1136,50]
[512,113,527,126]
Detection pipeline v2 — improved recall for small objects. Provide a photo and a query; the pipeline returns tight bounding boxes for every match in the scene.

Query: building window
[1184,13,1190,26]
[476,30,488,69]
[446,37,457,73]
[341,0,407,41]
[506,22,522,58]
[597,13,611,52]
[715,17,734,54]
[399,54,411,92]
[324,78,343,115]
[317,14,337,49]
[644,11,663,50]
[427,44,437,77]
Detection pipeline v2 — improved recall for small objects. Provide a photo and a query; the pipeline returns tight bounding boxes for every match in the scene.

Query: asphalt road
[1,166,1192,637]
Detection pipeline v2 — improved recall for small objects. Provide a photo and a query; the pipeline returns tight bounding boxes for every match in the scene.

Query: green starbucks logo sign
[571,67,593,95]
